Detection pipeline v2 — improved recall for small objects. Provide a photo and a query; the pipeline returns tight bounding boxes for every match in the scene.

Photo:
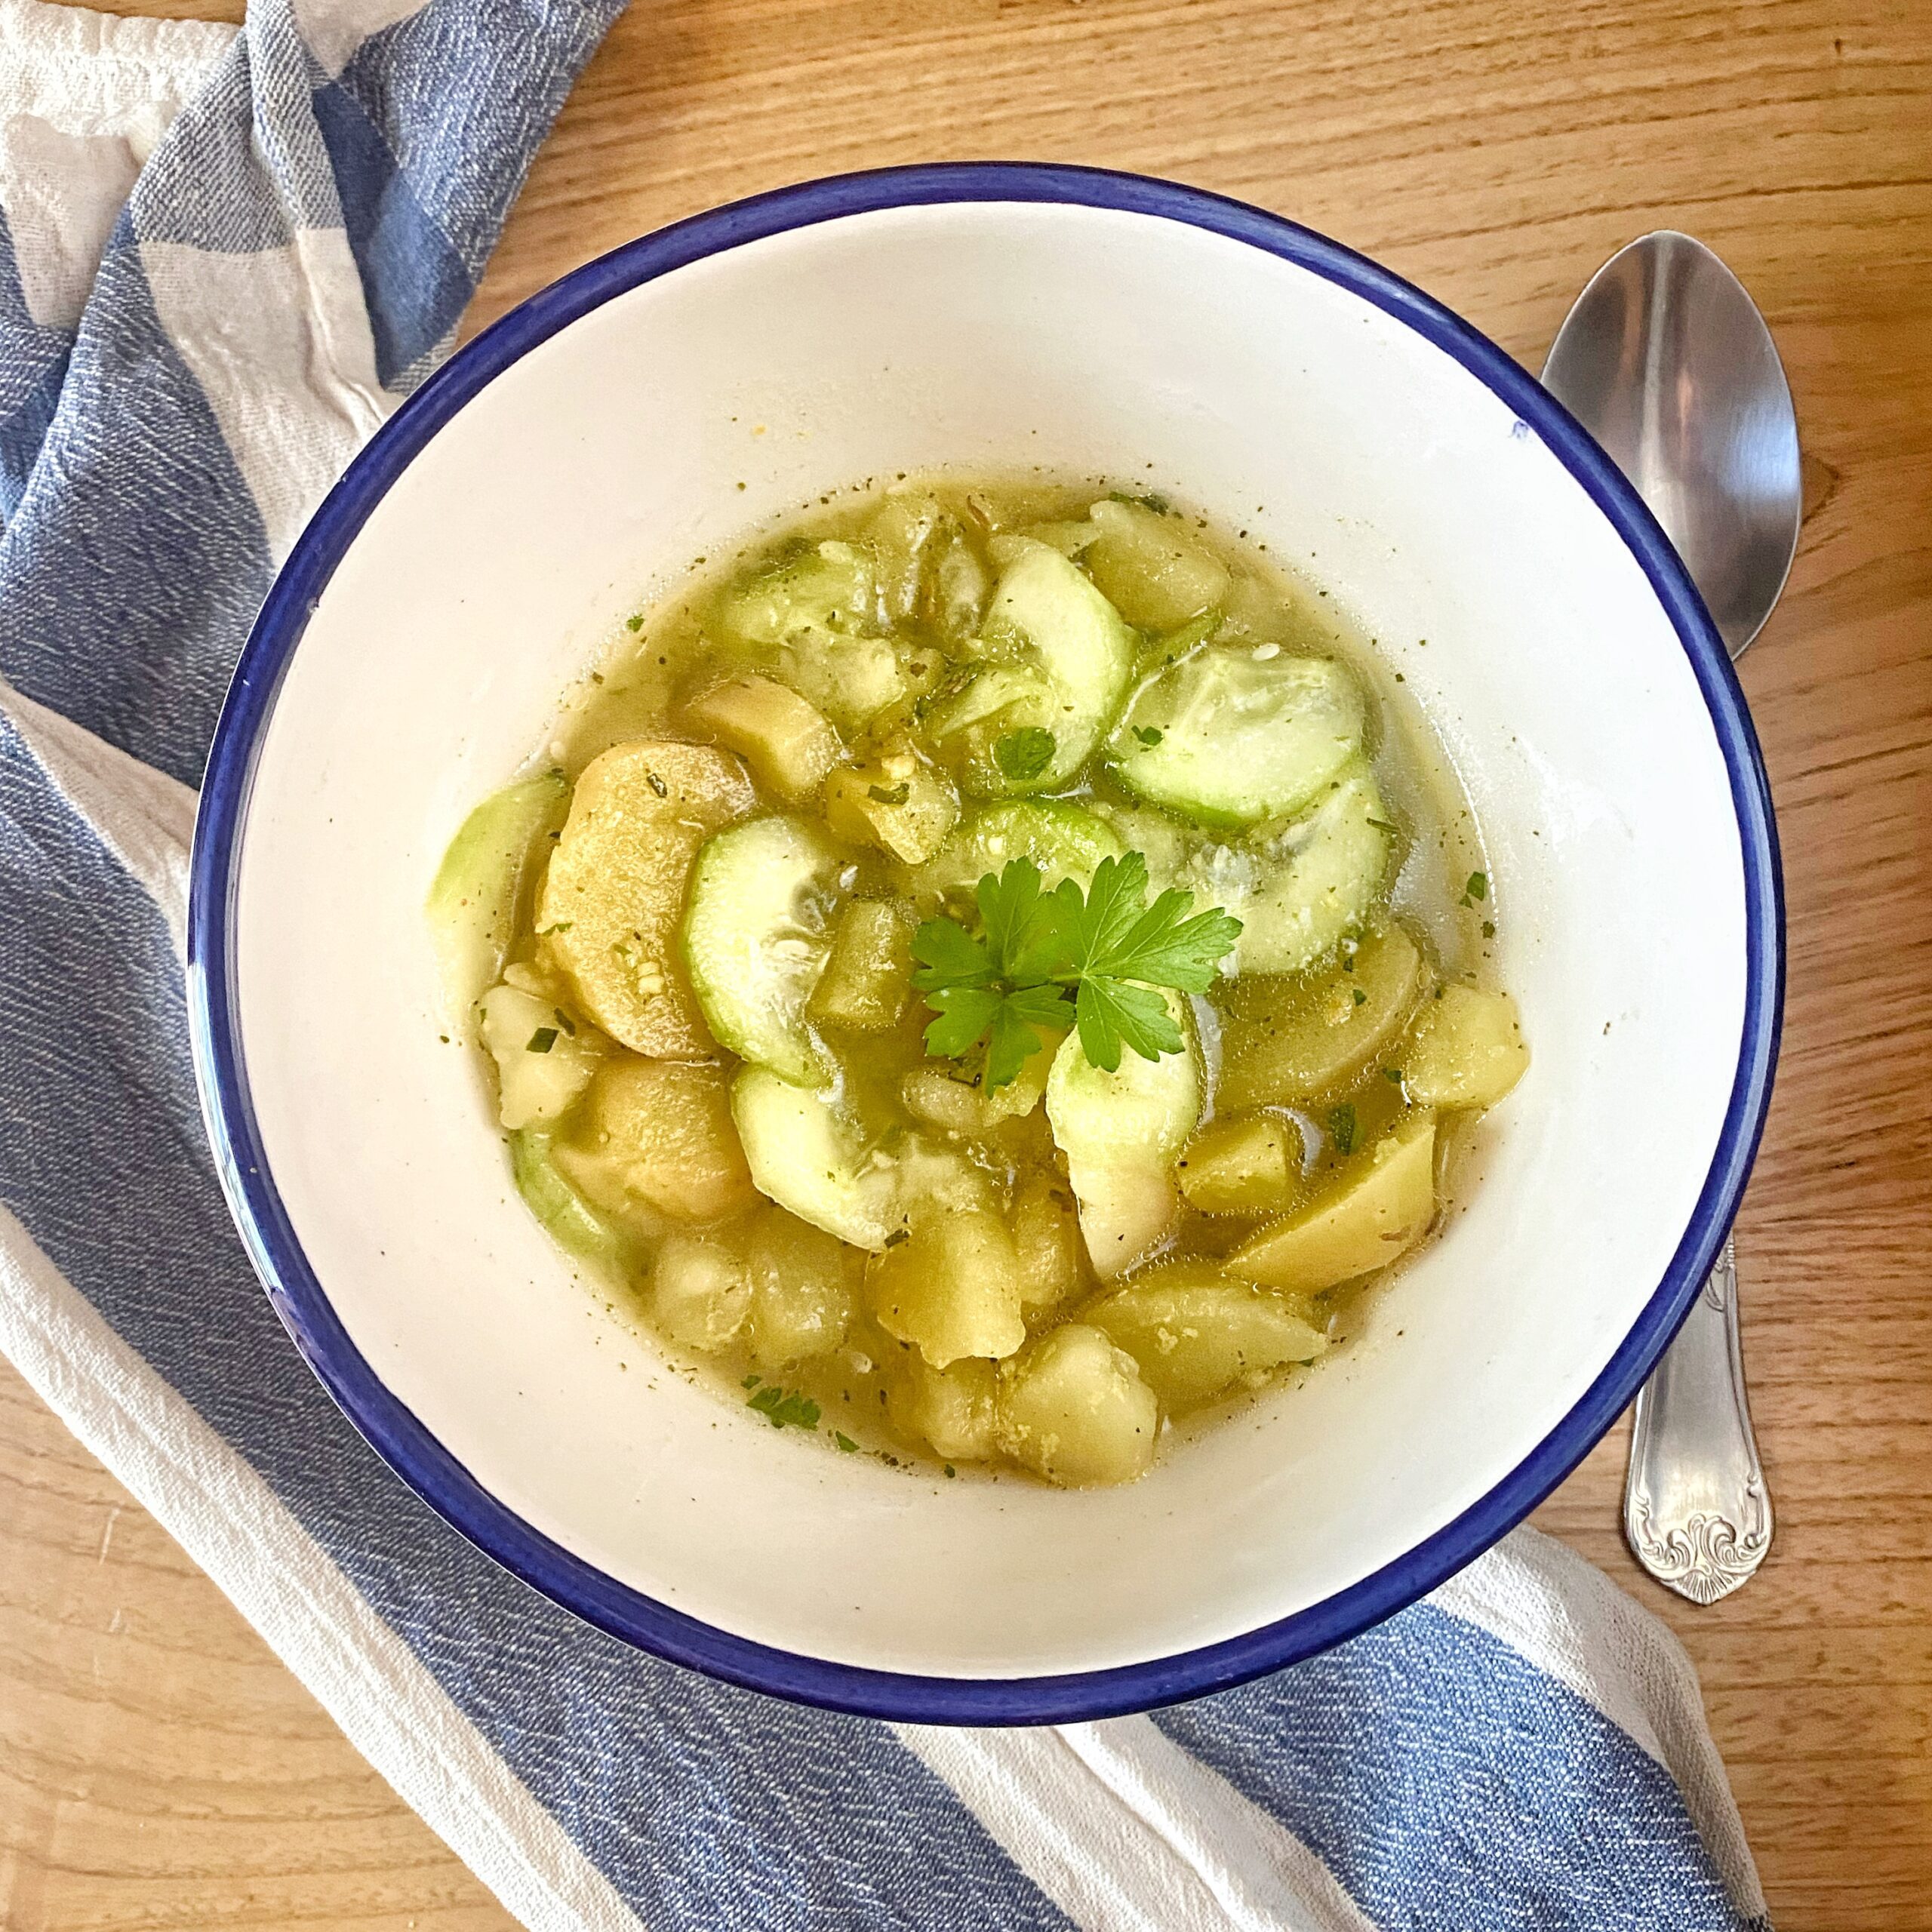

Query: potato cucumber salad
[429,479,1527,1487]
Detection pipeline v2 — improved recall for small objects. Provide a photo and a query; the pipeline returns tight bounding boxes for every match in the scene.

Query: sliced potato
[1080,497,1231,630]
[1232,1114,1436,1294]
[1218,924,1423,1109]
[888,1352,998,1461]
[985,1029,1060,1121]
[995,1323,1159,1487]
[809,899,915,1032]
[867,1204,1026,1368]
[1011,1171,1083,1308]
[651,1234,752,1352]
[1176,1113,1301,1216]
[1404,985,1529,1110]
[555,1058,753,1224]
[900,1067,996,1138]
[1085,1263,1326,1410]
[823,741,960,864]
[1044,993,1201,1278]
[477,982,601,1130]
[535,741,755,1057]
[1068,1164,1180,1280]
[900,1014,1061,1139]
[745,1208,854,1367]
[682,675,843,802]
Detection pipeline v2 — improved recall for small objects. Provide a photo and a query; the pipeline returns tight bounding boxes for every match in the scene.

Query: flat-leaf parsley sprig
[909,853,1242,1089]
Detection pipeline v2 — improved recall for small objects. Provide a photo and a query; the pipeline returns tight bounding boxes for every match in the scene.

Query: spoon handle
[1623,1236,1773,1602]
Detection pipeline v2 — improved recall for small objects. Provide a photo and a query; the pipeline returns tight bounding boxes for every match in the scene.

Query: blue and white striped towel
[0,3,1774,1925]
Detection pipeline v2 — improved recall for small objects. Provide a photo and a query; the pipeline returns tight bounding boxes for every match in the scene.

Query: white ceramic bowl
[189,166,1780,1721]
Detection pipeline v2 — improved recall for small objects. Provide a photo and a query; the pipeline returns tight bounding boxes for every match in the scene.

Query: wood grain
[5,0,1929,1924]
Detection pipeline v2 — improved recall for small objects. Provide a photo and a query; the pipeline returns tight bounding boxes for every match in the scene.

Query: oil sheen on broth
[429,477,1529,1488]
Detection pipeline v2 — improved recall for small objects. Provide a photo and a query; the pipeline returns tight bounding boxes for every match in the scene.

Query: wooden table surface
[4,1,1928,1925]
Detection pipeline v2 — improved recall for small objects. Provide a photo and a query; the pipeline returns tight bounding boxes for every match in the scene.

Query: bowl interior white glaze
[214,187,1757,1694]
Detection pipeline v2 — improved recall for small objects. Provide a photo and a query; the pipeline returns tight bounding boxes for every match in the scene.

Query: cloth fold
[0,3,1772,1926]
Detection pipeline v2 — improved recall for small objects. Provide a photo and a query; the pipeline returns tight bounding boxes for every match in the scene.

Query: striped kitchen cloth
[0,2,1774,1925]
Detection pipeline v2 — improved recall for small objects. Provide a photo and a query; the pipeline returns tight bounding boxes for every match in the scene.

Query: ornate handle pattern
[1623,1238,1773,1604]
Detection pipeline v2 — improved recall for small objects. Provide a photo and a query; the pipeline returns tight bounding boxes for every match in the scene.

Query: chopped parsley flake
[1352,986,1367,1006]
[993,727,1057,783]
[835,1432,859,1453]
[1326,1103,1358,1155]
[747,1384,820,1431]
[1132,724,1164,748]
[526,1026,558,1054]
[867,782,912,806]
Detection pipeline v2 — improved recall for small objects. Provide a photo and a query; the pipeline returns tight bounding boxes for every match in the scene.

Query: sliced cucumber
[507,1128,625,1269]
[1186,764,1393,977]
[731,1066,899,1249]
[782,633,916,731]
[1109,648,1365,828]
[928,540,1136,794]
[718,540,876,649]
[912,799,1124,906]
[1044,992,1202,1278]
[868,493,989,639]
[1088,801,1191,892]
[682,817,841,1084]
[425,772,568,1026]
[867,492,946,622]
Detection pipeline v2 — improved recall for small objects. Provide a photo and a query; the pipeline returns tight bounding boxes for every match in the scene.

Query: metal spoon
[1542,232,1800,1602]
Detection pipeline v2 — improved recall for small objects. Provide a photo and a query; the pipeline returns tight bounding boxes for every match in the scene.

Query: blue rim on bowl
[187,162,1783,1724]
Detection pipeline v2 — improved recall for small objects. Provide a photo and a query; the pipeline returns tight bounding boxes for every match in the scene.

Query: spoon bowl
[1543,231,1801,659]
